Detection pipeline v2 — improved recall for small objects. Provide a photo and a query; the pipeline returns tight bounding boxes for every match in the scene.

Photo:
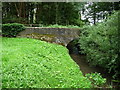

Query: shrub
[2,23,25,37]
[79,11,119,78]
[85,72,106,87]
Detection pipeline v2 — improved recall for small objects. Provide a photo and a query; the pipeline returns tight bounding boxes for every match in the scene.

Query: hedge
[2,23,25,37]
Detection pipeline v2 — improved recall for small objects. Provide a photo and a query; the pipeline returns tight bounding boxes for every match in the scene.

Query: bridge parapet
[18,27,80,46]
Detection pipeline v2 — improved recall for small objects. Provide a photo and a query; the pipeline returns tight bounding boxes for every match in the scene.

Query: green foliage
[26,24,81,28]
[2,2,84,26]
[79,11,119,78]
[2,38,91,88]
[46,24,80,28]
[85,72,106,87]
[82,2,119,24]
[2,23,25,37]
[3,16,28,24]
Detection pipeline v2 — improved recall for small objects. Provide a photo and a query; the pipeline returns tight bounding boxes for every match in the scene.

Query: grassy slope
[2,38,91,88]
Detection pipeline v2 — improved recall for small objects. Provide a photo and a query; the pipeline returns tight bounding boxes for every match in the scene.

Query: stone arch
[18,27,80,46]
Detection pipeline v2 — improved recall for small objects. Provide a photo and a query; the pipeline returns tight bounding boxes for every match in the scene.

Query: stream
[67,41,120,88]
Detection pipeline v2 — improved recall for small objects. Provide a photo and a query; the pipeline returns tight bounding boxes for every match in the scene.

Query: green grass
[2,37,91,88]
[35,24,80,28]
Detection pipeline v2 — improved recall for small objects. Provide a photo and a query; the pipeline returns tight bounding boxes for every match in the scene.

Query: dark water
[70,54,111,82]
[67,44,120,88]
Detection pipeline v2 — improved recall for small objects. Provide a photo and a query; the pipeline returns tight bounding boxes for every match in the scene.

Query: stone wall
[18,27,80,46]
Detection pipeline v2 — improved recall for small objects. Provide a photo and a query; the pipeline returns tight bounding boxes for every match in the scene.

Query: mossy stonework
[17,27,80,46]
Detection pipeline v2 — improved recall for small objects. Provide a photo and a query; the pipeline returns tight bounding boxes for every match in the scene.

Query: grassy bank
[2,38,91,88]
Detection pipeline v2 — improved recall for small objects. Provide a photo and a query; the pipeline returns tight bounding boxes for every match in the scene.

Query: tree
[2,2,85,26]
[82,2,119,25]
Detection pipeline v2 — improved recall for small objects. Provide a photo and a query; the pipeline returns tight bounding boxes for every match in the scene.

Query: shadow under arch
[66,38,80,54]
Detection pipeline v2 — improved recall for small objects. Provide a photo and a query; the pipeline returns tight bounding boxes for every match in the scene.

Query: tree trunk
[93,6,96,25]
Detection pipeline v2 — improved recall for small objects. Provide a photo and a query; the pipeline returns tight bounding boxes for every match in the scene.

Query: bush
[2,23,25,37]
[85,72,106,87]
[79,11,119,78]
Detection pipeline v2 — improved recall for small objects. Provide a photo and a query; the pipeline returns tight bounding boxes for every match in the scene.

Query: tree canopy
[2,2,119,26]
[2,2,84,26]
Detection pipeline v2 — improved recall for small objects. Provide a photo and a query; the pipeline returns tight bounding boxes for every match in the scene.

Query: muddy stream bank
[66,41,120,88]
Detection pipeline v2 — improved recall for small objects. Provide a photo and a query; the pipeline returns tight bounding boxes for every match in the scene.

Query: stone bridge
[18,27,80,46]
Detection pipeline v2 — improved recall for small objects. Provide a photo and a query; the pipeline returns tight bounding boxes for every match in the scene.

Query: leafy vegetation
[82,2,119,24]
[85,72,106,87]
[2,2,119,26]
[2,37,91,88]
[79,11,119,78]
[43,24,80,28]
[2,2,84,26]
[2,2,120,88]
[2,23,25,37]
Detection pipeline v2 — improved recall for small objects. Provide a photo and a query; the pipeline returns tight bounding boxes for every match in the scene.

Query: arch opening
[66,38,80,54]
